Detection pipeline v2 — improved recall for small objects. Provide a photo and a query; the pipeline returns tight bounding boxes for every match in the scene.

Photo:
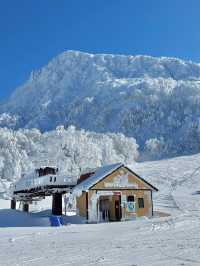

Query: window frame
[138,197,144,208]
[127,195,135,202]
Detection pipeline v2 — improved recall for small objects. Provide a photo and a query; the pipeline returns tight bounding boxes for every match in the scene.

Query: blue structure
[50,215,63,227]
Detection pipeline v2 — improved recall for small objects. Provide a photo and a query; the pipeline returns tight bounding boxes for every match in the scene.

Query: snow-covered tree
[144,137,167,160]
[0,126,139,197]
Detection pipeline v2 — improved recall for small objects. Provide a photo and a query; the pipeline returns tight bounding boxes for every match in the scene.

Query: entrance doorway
[99,197,110,222]
[114,195,122,221]
[98,193,122,222]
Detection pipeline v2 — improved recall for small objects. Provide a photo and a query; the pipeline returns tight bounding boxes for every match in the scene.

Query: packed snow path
[0,216,200,266]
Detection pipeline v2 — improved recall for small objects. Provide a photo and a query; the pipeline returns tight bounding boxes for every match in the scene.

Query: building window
[127,195,134,202]
[138,198,144,208]
[50,176,52,182]
[54,177,56,183]
[36,167,57,177]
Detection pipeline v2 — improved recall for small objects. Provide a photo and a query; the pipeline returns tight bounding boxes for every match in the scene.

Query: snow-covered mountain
[1,50,200,157]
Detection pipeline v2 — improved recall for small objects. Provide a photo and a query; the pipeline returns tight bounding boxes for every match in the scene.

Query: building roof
[74,163,123,192]
[74,163,158,192]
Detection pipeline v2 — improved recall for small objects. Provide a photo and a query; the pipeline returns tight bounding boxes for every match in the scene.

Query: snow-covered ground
[1,153,200,265]
[0,215,200,265]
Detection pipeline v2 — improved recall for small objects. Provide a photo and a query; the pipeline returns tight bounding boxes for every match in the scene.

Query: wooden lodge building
[74,163,158,223]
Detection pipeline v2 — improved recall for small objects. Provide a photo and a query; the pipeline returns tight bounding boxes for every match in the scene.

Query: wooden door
[115,196,122,221]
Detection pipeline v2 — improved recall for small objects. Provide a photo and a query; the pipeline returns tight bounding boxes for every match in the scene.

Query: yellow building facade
[75,163,158,223]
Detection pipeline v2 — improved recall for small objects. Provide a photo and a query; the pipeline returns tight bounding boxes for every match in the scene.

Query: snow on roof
[74,163,123,192]
[35,166,58,169]
[80,167,97,175]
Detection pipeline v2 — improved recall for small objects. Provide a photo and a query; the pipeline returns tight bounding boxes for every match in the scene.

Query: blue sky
[1,0,200,100]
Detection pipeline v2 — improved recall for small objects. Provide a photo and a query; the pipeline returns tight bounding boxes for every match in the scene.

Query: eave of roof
[74,163,158,192]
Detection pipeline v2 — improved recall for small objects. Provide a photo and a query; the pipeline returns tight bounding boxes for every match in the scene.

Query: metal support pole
[11,199,16,210]
[23,203,29,212]
[86,192,89,221]
[52,193,62,215]
[64,194,67,216]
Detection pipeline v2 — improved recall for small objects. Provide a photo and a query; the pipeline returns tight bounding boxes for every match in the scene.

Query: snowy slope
[1,51,200,157]
[132,153,200,216]
[0,154,200,265]
[0,210,200,265]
